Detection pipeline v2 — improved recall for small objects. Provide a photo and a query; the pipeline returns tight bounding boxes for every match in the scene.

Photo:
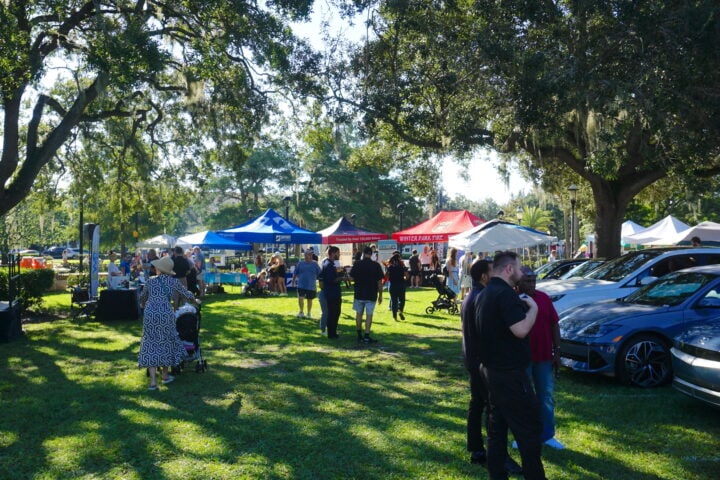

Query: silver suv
[540,248,720,314]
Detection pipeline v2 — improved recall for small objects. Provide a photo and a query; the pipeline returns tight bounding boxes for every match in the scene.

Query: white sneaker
[511,440,518,449]
[544,438,565,450]
[306,313,312,319]
[297,312,304,318]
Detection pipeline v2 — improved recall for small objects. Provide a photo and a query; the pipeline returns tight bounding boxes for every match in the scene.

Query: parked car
[535,259,588,280]
[671,317,720,408]
[18,249,41,256]
[558,265,720,388]
[42,246,66,258]
[541,247,720,314]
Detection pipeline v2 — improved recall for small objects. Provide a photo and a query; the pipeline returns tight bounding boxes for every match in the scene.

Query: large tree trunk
[588,171,664,259]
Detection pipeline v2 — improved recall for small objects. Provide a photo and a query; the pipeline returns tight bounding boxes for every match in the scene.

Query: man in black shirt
[350,246,384,343]
[475,251,545,480]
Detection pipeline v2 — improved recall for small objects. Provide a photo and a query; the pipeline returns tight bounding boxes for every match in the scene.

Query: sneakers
[147,385,158,391]
[297,311,305,318]
[544,438,565,450]
[161,375,175,385]
[363,335,377,344]
[399,312,405,321]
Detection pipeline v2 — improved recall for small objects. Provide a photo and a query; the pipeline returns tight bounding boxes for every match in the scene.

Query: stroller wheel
[450,304,459,315]
[425,306,435,314]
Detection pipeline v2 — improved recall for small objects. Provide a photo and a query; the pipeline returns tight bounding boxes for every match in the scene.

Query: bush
[0,268,55,311]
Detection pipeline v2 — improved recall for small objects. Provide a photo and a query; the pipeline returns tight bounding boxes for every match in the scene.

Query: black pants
[389,285,406,317]
[481,365,546,480]
[326,297,341,338]
[467,367,488,453]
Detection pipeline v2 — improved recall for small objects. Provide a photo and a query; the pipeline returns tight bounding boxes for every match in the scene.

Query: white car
[541,247,720,314]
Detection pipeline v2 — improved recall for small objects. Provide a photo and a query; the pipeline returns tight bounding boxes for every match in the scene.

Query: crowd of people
[129,241,563,478]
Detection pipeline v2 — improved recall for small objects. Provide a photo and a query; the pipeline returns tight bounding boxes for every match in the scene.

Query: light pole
[282,196,292,221]
[396,203,406,230]
[568,184,579,259]
[516,205,523,225]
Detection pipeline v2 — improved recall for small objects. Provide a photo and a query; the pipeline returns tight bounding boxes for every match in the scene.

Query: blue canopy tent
[175,230,252,250]
[218,209,322,245]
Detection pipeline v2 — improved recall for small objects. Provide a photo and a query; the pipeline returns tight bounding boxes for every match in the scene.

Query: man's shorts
[353,299,376,316]
[297,288,316,300]
[410,270,421,277]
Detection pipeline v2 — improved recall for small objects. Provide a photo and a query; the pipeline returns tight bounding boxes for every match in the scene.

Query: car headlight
[579,323,622,338]
[549,294,565,302]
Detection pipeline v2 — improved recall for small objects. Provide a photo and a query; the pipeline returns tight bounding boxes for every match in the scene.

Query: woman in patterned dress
[138,255,199,391]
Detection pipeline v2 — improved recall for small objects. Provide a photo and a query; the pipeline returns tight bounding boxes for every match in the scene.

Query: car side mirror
[696,298,720,308]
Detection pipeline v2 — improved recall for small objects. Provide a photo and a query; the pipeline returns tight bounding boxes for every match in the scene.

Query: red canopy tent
[317,217,388,244]
[391,210,484,243]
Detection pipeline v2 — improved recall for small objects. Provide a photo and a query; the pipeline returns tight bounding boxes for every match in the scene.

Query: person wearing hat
[138,255,199,391]
[516,265,564,451]
[107,252,122,277]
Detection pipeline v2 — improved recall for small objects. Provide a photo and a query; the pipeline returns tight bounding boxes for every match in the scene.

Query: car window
[559,260,604,279]
[624,271,715,306]
[696,287,720,308]
[585,251,663,282]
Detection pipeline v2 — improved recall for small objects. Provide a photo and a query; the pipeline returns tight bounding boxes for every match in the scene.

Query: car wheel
[616,334,672,388]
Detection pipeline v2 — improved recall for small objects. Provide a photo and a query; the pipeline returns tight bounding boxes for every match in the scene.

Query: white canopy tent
[136,234,177,249]
[658,221,720,246]
[448,220,556,253]
[621,220,647,244]
[624,215,690,246]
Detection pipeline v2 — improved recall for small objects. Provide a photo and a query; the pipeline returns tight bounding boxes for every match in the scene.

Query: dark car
[43,246,66,259]
[535,259,588,280]
[558,265,720,388]
[671,317,720,408]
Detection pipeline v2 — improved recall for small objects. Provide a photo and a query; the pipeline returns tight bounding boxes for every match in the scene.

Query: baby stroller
[174,304,208,373]
[425,274,459,315]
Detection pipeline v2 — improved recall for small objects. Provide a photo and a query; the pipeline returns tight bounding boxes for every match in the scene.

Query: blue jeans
[528,361,555,442]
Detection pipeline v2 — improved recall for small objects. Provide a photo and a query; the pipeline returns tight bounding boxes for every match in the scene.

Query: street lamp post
[282,196,292,221]
[396,203,406,230]
[568,184,579,259]
[516,205,523,225]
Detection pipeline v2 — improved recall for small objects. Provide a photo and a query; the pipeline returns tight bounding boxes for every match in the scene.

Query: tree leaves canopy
[334,0,720,256]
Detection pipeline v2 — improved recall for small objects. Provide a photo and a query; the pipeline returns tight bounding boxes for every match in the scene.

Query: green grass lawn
[1,287,719,479]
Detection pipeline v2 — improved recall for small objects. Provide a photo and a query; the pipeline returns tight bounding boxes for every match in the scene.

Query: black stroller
[174,304,208,373]
[425,274,459,315]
